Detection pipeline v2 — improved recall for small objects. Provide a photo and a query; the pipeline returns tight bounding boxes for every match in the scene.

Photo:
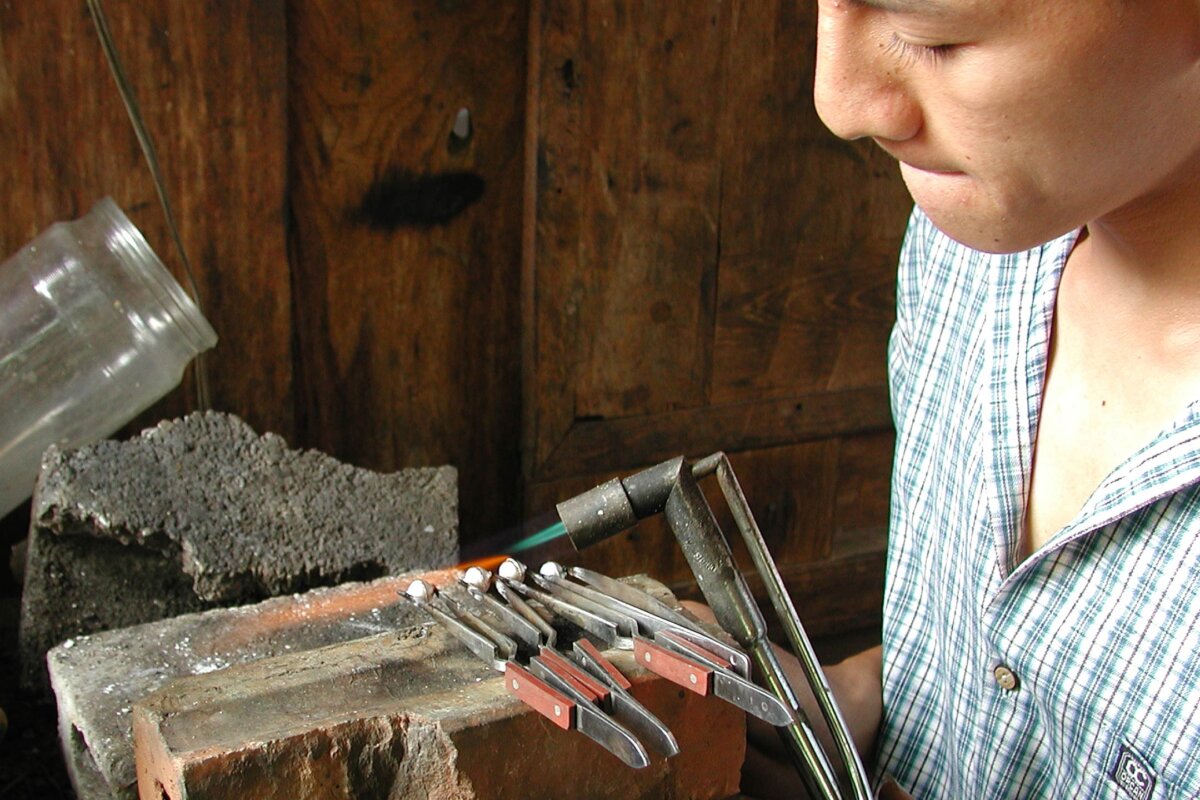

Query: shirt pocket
[1090,729,1200,800]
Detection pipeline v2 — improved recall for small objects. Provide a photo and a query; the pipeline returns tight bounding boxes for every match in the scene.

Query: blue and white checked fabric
[875,208,1200,799]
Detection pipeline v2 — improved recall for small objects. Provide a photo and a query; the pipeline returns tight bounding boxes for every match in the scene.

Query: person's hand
[876,777,913,799]
[679,601,884,799]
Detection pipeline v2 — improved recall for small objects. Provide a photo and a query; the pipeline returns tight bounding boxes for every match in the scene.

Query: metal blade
[401,594,507,672]
[450,582,545,650]
[529,657,651,769]
[532,574,640,638]
[543,572,751,678]
[568,566,706,633]
[711,669,793,726]
[503,578,628,648]
[569,639,679,755]
[654,631,792,725]
[495,579,557,647]
[608,690,679,757]
[570,638,632,691]
[435,593,519,661]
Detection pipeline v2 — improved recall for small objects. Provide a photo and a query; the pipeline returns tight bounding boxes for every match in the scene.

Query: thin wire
[85,0,212,410]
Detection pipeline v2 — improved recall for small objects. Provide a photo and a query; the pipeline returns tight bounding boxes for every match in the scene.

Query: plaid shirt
[875,208,1200,799]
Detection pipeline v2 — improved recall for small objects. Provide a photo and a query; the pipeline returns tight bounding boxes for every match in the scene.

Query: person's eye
[885,33,956,66]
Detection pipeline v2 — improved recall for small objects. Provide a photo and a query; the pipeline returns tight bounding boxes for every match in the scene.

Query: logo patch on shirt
[1110,743,1156,800]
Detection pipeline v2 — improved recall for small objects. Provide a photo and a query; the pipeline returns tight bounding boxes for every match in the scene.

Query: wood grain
[712,243,898,404]
[570,2,724,421]
[524,0,908,632]
[536,386,891,481]
[288,0,528,541]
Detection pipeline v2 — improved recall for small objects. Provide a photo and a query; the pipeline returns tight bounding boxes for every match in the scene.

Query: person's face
[814,0,1200,253]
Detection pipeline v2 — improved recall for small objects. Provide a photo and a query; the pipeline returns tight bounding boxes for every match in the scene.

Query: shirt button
[993,664,1020,691]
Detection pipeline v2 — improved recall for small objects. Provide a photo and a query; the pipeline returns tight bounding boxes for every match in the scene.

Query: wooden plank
[710,0,910,405]
[526,0,909,475]
[526,0,726,477]
[570,1,724,420]
[526,0,586,475]
[0,0,293,439]
[713,244,897,404]
[535,385,891,481]
[718,0,911,258]
[833,431,894,555]
[288,0,528,541]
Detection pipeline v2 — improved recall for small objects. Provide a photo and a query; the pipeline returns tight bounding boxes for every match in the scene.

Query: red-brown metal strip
[633,635,713,696]
[504,662,575,730]
[538,646,610,703]
[576,639,632,689]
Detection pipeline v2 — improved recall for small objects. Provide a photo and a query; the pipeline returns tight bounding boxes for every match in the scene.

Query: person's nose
[813,5,922,144]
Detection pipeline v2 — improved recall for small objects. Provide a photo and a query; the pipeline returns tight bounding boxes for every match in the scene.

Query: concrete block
[20,411,458,688]
[48,571,455,799]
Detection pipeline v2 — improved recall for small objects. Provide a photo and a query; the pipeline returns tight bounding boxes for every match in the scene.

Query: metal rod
[663,463,843,800]
[714,453,873,800]
[556,453,874,797]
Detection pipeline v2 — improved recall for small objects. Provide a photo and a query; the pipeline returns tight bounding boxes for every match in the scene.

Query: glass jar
[0,197,217,516]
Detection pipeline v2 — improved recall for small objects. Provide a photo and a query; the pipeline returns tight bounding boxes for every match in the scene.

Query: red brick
[132,610,744,799]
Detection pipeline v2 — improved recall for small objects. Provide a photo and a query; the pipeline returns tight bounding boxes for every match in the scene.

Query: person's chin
[901,166,1036,254]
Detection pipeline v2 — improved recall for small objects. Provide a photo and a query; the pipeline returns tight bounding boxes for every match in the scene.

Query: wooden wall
[0,1,911,638]
[523,1,911,634]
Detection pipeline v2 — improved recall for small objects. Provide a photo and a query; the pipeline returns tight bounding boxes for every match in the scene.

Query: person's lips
[874,140,964,175]
[904,162,964,176]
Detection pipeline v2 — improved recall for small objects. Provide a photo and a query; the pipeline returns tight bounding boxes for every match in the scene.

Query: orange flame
[453,553,509,573]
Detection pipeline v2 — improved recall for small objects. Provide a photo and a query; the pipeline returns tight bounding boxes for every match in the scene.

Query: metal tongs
[401,576,658,768]
[464,565,679,758]
[554,453,874,800]
[498,558,791,727]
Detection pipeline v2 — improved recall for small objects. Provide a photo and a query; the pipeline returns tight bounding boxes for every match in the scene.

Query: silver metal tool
[450,574,543,651]
[532,565,789,725]
[566,564,709,634]
[525,649,650,769]
[646,630,791,726]
[530,573,641,638]
[538,562,752,679]
[514,559,790,726]
[472,564,679,760]
[554,453,873,800]
[491,560,679,757]
[490,561,559,647]
[487,563,681,758]
[501,570,631,648]
[568,639,679,757]
[404,579,518,668]
[400,579,649,768]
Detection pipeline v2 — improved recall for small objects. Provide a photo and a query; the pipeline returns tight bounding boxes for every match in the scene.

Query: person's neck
[1082,151,1200,313]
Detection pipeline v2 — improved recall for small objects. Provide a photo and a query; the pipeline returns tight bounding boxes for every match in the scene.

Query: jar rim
[89,197,217,354]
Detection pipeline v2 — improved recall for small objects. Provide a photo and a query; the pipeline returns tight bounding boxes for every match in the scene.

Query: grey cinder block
[19,411,458,688]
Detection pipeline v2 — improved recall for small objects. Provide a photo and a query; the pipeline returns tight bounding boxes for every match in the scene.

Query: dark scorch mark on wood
[355,169,485,230]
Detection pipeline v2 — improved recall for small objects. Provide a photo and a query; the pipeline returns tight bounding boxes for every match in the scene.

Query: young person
[748,1,1200,797]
